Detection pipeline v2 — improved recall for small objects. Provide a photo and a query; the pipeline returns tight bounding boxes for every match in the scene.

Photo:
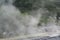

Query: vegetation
[13,0,41,13]
[13,0,60,24]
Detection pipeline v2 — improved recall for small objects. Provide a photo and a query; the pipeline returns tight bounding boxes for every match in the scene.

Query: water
[0,0,60,39]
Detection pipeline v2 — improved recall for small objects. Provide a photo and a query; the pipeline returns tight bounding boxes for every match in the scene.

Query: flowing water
[0,0,60,39]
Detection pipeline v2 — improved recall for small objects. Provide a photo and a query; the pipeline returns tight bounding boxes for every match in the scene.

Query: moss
[21,12,29,16]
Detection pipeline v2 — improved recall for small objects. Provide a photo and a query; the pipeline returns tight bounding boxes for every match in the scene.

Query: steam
[0,0,40,38]
[0,0,59,38]
[0,0,24,38]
